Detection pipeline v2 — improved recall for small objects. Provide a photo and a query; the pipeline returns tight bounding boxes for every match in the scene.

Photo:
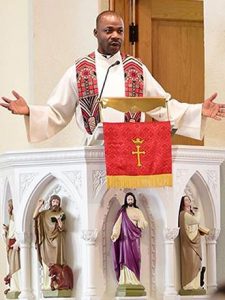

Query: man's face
[51,198,60,210]
[127,195,134,207]
[94,14,124,56]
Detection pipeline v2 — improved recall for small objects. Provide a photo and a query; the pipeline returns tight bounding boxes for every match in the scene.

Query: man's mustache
[51,205,60,210]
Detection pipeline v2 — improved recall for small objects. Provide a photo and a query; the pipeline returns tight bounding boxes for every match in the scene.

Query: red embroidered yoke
[76,52,144,135]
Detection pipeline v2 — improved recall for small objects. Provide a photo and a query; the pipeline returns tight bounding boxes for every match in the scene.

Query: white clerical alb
[25,50,205,144]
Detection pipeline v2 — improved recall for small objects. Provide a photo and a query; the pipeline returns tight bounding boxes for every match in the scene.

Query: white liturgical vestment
[25,50,205,144]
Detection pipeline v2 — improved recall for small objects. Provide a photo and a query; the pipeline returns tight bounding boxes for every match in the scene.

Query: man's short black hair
[96,10,123,28]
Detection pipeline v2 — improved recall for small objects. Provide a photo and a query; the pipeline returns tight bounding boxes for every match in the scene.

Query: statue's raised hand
[1,90,30,115]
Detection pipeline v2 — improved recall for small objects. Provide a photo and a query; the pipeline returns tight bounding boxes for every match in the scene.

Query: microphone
[98,60,120,100]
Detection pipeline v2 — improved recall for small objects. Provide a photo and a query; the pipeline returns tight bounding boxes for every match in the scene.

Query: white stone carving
[164,228,179,241]
[206,169,218,200]
[102,197,114,279]
[64,170,82,197]
[206,228,220,242]
[141,197,157,298]
[20,172,38,196]
[82,229,98,244]
[175,169,189,198]
[0,146,224,300]
[92,170,106,196]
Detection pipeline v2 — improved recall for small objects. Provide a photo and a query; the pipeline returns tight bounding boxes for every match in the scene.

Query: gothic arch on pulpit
[7,171,80,300]
[175,170,219,293]
[95,188,167,300]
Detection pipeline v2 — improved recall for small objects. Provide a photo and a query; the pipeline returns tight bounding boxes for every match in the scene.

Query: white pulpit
[0,145,224,300]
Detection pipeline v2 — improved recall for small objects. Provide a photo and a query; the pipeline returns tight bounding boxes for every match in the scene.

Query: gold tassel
[107,174,173,189]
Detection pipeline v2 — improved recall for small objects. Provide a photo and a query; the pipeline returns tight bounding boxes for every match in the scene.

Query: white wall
[0,1,31,297]
[30,0,110,149]
[0,1,106,298]
[32,0,100,148]
[204,0,225,147]
[0,0,105,153]
[0,0,32,153]
[204,0,225,285]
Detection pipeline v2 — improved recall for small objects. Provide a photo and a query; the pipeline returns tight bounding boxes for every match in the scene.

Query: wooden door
[110,0,204,145]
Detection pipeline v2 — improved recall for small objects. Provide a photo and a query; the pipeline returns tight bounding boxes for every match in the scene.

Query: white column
[18,232,34,300]
[163,228,179,299]
[206,228,220,294]
[82,229,99,300]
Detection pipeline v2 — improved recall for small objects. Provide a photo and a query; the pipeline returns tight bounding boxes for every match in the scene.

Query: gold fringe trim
[107,174,173,188]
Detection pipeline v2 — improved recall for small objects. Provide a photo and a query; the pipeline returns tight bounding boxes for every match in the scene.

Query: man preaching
[1,11,225,145]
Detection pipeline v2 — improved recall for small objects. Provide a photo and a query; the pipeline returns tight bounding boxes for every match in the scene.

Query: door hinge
[129,22,138,44]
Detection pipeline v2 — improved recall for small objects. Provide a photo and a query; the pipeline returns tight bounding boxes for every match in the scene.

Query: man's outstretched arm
[1,67,77,143]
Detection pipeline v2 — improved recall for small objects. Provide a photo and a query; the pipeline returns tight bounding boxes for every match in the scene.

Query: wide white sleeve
[24,66,78,142]
[137,209,148,230]
[184,211,200,225]
[143,65,206,140]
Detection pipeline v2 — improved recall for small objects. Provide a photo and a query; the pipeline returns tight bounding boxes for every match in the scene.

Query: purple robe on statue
[112,208,142,281]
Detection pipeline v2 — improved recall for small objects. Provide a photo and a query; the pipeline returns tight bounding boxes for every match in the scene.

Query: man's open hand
[1,90,30,115]
[202,93,225,120]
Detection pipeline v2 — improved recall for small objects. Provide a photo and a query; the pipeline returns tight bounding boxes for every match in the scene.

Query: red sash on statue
[76,52,144,134]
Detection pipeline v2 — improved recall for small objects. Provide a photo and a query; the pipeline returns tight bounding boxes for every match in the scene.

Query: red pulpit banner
[103,121,172,188]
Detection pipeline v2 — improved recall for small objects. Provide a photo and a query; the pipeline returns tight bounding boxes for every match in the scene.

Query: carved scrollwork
[206,170,218,200]
[20,172,38,196]
[205,228,220,242]
[164,227,179,241]
[175,169,189,198]
[92,170,106,196]
[64,170,82,198]
[82,229,98,244]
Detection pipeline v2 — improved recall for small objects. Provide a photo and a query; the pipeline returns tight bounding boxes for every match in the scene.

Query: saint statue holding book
[33,195,72,293]
[178,195,209,295]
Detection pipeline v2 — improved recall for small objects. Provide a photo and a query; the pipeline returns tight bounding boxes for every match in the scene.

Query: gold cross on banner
[132,138,145,167]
